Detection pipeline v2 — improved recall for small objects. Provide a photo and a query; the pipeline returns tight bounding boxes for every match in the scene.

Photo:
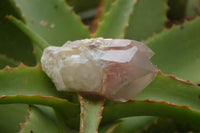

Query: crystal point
[41,38,158,102]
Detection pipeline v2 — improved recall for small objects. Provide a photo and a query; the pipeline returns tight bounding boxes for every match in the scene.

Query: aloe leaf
[8,16,50,51]
[186,0,200,19]
[0,0,36,66]
[67,0,99,13]
[94,0,137,38]
[14,0,90,46]
[0,65,80,128]
[0,54,19,69]
[78,94,104,133]
[104,70,200,132]
[102,72,200,124]
[0,95,77,108]
[33,45,44,63]
[141,118,177,133]
[140,118,200,133]
[0,94,81,130]
[0,94,80,122]
[99,120,122,133]
[0,104,28,133]
[136,71,200,111]
[96,0,116,22]
[111,116,157,133]
[20,105,78,133]
[146,17,200,83]
[124,0,168,41]
[103,99,200,125]
[92,0,116,31]
[0,64,66,98]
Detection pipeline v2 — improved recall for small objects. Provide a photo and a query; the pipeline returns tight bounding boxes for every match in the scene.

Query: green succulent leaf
[1,1,200,132]
[14,0,90,45]
[0,0,36,66]
[0,65,80,129]
[0,94,80,126]
[0,104,28,133]
[111,116,158,133]
[103,100,200,126]
[0,54,19,69]
[0,64,66,98]
[139,118,200,133]
[124,0,168,41]
[99,120,122,133]
[94,0,137,38]
[20,105,78,133]
[96,0,116,22]
[140,118,177,133]
[102,72,200,124]
[94,0,167,41]
[136,71,200,111]
[8,16,50,51]
[79,94,104,133]
[186,0,200,19]
[146,17,200,83]
[0,95,77,109]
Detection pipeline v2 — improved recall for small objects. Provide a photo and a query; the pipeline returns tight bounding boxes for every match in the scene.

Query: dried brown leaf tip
[41,38,157,102]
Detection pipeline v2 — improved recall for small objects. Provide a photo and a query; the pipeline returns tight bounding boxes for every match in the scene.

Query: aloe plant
[1,0,200,132]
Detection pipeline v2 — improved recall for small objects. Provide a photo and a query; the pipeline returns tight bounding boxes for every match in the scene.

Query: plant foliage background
[0,0,200,132]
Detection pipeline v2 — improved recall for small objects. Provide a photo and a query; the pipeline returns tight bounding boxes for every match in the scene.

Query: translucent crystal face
[41,38,158,102]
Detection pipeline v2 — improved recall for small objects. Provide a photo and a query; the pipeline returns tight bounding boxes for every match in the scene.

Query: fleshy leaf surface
[79,95,104,133]
[103,99,200,125]
[136,71,200,111]
[0,64,80,128]
[0,54,19,69]
[20,105,78,133]
[0,64,67,98]
[95,0,116,22]
[0,94,80,125]
[0,104,28,133]
[102,72,200,124]
[0,0,36,66]
[8,16,50,51]
[111,116,157,133]
[99,120,122,133]
[0,95,77,109]
[139,118,200,133]
[94,0,137,38]
[124,0,168,41]
[146,17,200,83]
[14,0,90,45]
[186,0,200,19]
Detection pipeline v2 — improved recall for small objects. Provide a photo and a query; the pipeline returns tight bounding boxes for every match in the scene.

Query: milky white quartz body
[41,38,157,101]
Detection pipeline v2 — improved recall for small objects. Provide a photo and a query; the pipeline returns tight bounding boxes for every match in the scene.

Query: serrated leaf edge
[145,16,200,42]
[1,62,41,72]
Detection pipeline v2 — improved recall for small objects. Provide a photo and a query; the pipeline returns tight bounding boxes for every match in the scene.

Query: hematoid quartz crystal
[41,38,158,102]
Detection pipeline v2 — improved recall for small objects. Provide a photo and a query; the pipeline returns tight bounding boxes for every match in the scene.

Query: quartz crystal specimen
[41,38,158,102]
